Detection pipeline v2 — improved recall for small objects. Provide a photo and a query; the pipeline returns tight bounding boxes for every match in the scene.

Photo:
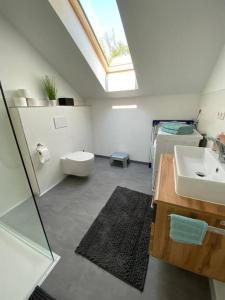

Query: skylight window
[76,0,134,72]
[67,0,138,91]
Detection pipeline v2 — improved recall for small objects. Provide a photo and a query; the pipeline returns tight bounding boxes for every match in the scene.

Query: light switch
[53,116,67,129]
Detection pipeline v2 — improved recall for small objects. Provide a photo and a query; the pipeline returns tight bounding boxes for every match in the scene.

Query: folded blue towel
[161,127,179,134]
[161,122,194,135]
[162,122,184,131]
[169,214,208,245]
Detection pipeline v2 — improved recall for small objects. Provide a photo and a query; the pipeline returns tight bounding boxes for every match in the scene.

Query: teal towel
[161,127,179,134]
[169,214,208,245]
[162,122,184,131]
[161,122,194,135]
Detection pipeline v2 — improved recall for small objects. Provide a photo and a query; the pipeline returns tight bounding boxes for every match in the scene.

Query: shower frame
[0,81,54,260]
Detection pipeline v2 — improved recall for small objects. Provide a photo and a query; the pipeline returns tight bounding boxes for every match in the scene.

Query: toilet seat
[66,151,94,162]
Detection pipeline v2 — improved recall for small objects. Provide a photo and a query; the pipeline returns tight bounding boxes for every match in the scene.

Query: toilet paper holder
[36,143,46,153]
[36,143,50,164]
[37,143,44,148]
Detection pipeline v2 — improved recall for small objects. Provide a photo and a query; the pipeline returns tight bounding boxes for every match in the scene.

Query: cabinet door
[151,203,225,282]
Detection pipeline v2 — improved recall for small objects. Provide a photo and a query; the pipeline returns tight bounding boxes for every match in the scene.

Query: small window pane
[78,0,133,68]
[107,70,137,92]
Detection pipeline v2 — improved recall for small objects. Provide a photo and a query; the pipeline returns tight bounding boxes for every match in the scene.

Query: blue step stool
[110,152,129,168]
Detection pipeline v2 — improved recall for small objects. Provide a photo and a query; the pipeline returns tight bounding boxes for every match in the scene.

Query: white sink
[174,145,225,205]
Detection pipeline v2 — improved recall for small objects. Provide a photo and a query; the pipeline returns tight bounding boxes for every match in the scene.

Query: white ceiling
[1,0,225,99]
[117,0,225,95]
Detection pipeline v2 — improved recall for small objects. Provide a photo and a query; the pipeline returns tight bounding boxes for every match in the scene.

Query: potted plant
[41,75,57,106]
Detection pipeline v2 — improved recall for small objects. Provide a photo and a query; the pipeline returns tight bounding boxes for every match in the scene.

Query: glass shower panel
[0,82,53,258]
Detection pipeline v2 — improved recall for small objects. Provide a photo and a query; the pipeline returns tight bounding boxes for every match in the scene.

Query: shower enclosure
[0,82,57,300]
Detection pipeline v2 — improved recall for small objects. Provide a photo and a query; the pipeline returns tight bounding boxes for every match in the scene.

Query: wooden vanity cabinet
[150,154,225,282]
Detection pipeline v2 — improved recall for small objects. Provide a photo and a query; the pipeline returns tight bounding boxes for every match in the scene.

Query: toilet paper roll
[18,89,31,98]
[13,97,27,107]
[37,144,50,164]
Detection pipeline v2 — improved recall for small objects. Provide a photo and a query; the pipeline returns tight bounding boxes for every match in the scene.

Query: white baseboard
[209,279,216,300]
[39,175,66,197]
[210,279,225,300]
[0,197,28,218]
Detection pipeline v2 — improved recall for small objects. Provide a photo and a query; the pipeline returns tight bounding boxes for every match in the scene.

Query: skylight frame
[68,0,134,74]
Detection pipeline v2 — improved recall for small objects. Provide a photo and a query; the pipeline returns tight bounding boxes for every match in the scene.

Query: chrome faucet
[207,137,225,163]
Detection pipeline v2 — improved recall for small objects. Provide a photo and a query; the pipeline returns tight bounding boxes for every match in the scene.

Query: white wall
[88,94,200,162]
[0,99,31,217]
[48,0,106,89]
[0,12,83,106]
[9,108,41,195]
[12,106,93,195]
[198,42,225,300]
[198,44,225,138]
[0,12,83,214]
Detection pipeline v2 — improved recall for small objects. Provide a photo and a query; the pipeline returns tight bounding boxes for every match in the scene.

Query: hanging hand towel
[169,214,208,245]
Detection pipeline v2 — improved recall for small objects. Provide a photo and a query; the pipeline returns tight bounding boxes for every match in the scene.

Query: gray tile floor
[0,197,51,251]
[37,157,211,300]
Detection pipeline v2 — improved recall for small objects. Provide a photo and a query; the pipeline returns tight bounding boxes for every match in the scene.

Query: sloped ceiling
[117,0,225,96]
[0,0,106,99]
[1,0,225,99]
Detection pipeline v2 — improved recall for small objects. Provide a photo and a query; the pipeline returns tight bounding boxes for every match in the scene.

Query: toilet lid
[66,151,94,161]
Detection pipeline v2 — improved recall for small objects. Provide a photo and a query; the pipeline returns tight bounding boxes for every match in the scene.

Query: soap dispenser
[199,134,207,147]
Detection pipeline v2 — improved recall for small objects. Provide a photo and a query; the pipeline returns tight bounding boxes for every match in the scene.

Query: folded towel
[161,127,194,135]
[169,214,208,245]
[162,122,184,131]
[161,127,180,135]
[161,122,194,135]
[177,125,194,135]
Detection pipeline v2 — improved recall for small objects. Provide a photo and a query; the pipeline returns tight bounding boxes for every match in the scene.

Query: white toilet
[61,151,94,177]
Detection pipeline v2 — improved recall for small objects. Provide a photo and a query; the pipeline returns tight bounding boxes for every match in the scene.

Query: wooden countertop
[154,154,225,218]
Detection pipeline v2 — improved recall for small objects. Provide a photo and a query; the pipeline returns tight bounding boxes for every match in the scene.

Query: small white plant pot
[13,97,27,107]
[48,100,58,107]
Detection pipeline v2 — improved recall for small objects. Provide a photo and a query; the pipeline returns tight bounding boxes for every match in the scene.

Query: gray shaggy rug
[75,186,153,291]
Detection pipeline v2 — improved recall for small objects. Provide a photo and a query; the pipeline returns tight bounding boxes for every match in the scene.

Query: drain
[195,171,206,177]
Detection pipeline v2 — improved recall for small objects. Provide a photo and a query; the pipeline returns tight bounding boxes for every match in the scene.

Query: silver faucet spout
[219,142,225,163]
[207,137,225,163]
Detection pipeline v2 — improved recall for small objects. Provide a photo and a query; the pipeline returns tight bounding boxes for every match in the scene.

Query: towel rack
[207,225,225,236]
[168,215,225,237]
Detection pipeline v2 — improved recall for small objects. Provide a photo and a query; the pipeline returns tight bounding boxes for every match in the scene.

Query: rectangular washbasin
[174,145,225,205]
